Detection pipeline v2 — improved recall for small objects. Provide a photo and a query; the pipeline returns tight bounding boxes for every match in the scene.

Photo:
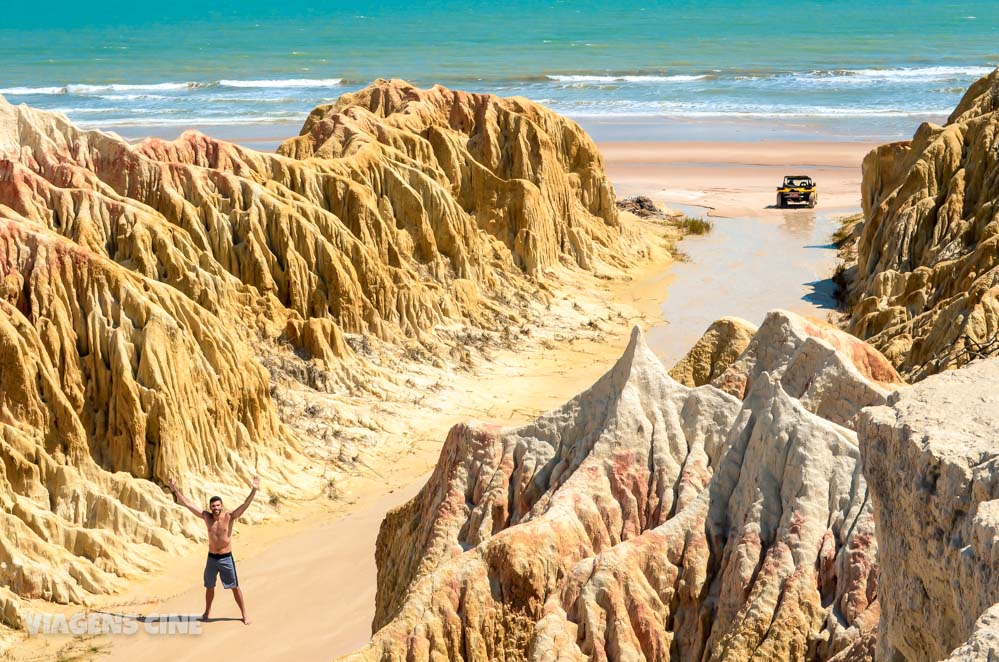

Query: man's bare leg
[232,587,250,625]
[202,588,214,621]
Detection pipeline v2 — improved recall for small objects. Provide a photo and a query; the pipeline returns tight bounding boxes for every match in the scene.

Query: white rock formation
[345,314,888,661]
[715,310,904,429]
[859,359,999,661]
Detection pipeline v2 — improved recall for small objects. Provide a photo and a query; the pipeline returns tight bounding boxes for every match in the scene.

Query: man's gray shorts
[204,552,238,589]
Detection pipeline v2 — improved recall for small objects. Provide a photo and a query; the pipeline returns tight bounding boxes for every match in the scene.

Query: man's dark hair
[209,496,223,505]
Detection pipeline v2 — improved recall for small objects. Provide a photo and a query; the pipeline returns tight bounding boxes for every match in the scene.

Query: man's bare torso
[205,511,235,553]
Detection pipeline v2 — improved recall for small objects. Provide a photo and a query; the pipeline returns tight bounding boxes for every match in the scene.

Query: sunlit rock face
[669,316,757,388]
[859,359,999,661]
[844,68,999,381]
[713,310,903,429]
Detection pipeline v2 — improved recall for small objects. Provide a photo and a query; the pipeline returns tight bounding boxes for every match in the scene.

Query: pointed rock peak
[948,66,999,124]
[738,367,807,424]
[587,325,671,395]
[745,367,781,397]
[622,324,650,366]
[351,327,877,662]
[508,325,673,445]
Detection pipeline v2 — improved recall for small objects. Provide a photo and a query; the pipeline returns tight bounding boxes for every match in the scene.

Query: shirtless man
[167,477,259,624]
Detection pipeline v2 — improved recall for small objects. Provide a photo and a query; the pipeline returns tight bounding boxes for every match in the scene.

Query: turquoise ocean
[3,1,998,141]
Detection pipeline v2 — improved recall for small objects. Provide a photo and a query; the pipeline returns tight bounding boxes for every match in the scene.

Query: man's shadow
[93,609,242,623]
[197,617,244,623]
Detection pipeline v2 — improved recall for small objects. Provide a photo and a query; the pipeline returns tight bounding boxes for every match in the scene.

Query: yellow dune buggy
[776,175,817,208]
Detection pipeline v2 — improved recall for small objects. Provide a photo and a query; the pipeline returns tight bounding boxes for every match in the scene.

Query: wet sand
[648,208,842,366]
[600,139,875,365]
[601,140,872,217]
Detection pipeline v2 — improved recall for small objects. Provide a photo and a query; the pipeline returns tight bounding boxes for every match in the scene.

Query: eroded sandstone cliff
[345,311,891,661]
[0,80,642,627]
[840,67,999,380]
[280,80,622,277]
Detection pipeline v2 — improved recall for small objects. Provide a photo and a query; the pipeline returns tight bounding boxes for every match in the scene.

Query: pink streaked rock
[344,324,882,661]
[714,310,904,428]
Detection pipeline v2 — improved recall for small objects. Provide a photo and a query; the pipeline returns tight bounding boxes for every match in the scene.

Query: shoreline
[601,139,875,218]
[5,131,868,662]
[105,115,908,152]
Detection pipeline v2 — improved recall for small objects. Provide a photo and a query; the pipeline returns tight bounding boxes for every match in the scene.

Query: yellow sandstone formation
[841,67,999,379]
[280,80,623,277]
[0,80,640,627]
[668,316,757,386]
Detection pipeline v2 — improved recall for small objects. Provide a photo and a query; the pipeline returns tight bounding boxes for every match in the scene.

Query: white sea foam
[547,74,709,83]
[48,107,128,115]
[99,94,171,101]
[546,66,993,88]
[60,99,953,127]
[798,66,994,84]
[76,114,305,128]
[0,86,67,95]
[66,82,200,93]
[2,79,346,97]
[851,65,993,78]
[217,78,343,88]
[553,98,952,118]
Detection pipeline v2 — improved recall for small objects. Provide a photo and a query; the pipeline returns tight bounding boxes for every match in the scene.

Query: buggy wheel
[808,194,817,208]
[777,194,785,208]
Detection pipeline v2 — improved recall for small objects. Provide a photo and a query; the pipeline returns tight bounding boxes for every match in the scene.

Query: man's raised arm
[168,478,208,520]
[232,477,260,520]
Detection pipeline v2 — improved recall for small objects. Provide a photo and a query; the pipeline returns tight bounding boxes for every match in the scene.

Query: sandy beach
[602,140,872,216]
[7,135,873,662]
